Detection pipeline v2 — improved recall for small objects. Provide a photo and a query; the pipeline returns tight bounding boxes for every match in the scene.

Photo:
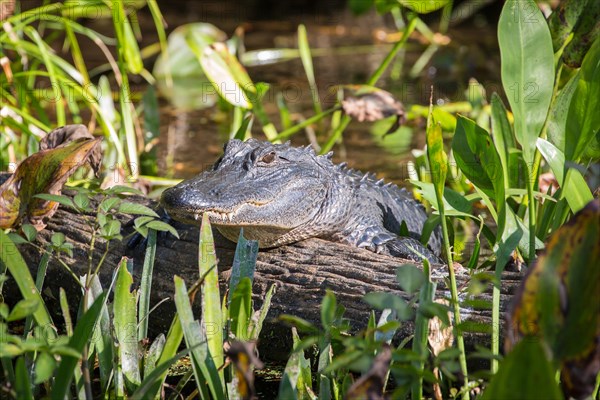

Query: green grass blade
[298,24,323,122]
[15,357,34,400]
[138,229,157,341]
[132,346,191,400]
[199,214,225,386]
[0,231,56,339]
[63,19,90,85]
[51,293,107,400]
[248,283,276,340]
[144,314,184,398]
[111,0,139,176]
[87,274,113,392]
[174,276,225,400]
[537,138,593,213]
[143,334,165,380]
[24,27,66,125]
[23,252,50,337]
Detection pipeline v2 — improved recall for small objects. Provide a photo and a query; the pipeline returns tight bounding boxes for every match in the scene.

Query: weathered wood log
[9,193,523,360]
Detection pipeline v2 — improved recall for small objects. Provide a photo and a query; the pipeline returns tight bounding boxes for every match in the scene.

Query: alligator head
[161,138,346,247]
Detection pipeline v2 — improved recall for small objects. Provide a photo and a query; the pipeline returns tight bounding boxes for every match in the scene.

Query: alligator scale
[161,139,442,263]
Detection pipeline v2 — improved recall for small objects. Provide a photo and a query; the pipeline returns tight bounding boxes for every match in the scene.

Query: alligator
[160,139,443,263]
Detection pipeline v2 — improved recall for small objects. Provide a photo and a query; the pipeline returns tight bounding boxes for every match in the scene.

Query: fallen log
[9,193,522,360]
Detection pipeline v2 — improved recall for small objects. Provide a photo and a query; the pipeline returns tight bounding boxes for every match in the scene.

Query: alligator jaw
[170,200,273,225]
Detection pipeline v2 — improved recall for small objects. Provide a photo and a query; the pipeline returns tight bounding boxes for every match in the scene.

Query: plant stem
[438,206,470,400]
[320,16,418,153]
[491,271,500,374]
[526,171,537,261]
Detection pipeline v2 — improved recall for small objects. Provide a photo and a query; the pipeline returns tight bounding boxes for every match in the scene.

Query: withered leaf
[225,340,264,400]
[39,124,102,176]
[506,198,600,399]
[0,136,102,230]
[341,86,406,135]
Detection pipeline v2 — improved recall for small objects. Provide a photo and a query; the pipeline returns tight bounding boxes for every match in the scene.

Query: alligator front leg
[344,225,443,264]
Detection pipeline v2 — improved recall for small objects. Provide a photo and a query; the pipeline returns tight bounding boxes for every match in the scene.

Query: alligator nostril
[208,188,220,197]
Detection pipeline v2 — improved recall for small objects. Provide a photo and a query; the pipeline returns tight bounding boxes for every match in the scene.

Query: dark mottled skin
[161,139,443,263]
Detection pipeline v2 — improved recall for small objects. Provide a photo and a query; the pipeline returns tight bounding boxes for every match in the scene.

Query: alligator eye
[260,151,276,164]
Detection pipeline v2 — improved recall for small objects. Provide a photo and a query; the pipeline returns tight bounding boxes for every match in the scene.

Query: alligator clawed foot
[382,237,444,265]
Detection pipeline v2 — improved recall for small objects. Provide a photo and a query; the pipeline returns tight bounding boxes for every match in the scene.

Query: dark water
[132,4,502,183]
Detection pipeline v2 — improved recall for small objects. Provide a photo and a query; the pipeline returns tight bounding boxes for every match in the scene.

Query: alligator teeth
[227,212,234,221]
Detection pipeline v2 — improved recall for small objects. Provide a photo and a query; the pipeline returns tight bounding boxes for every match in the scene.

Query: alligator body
[161,139,443,263]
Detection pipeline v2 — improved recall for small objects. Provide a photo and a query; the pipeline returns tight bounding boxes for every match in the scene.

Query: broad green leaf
[482,339,562,400]
[363,292,413,321]
[564,36,600,161]
[7,299,39,322]
[399,0,450,14]
[153,23,226,110]
[21,224,37,242]
[321,290,337,330]
[145,220,180,238]
[411,181,475,218]
[498,0,554,163]
[547,70,580,155]
[198,214,224,386]
[118,202,160,217]
[113,258,141,392]
[395,264,424,294]
[34,351,56,384]
[425,121,447,201]
[452,116,504,202]
[536,139,593,212]
[197,42,252,109]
